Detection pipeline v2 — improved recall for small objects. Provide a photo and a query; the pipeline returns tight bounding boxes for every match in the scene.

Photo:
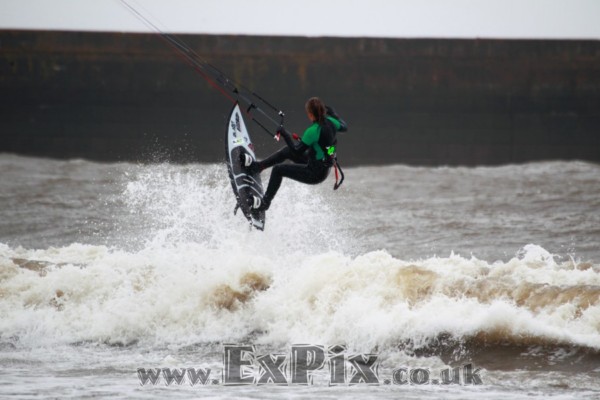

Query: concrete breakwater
[1,30,599,165]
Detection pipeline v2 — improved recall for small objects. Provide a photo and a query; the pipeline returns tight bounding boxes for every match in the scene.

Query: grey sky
[1,0,600,39]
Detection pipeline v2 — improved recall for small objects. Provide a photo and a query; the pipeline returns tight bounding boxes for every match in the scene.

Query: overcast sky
[1,0,600,39]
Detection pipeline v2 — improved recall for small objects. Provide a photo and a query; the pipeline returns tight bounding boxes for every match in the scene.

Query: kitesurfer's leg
[254,147,291,171]
[257,163,330,210]
[247,147,308,174]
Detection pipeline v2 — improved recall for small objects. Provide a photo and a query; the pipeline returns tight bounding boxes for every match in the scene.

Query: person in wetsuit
[244,97,347,211]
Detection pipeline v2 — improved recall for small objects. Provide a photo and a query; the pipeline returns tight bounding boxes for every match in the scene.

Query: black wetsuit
[254,114,347,208]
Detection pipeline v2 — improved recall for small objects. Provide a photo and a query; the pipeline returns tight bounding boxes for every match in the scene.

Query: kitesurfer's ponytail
[305,97,326,124]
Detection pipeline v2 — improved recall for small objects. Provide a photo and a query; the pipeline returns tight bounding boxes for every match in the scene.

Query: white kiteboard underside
[225,103,265,230]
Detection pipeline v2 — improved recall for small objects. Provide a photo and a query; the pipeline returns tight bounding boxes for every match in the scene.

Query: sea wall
[1,30,599,165]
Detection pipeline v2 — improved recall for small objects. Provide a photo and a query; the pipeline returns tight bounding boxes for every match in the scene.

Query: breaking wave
[1,158,599,369]
[1,243,599,356]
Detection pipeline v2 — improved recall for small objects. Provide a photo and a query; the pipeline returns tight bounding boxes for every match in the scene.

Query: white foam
[1,242,599,352]
[1,162,599,354]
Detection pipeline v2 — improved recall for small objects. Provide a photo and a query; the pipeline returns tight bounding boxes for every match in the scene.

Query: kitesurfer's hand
[274,125,283,141]
[276,125,291,137]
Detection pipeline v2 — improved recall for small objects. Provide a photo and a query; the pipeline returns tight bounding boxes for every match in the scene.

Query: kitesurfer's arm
[326,106,348,132]
[277,126,308,155]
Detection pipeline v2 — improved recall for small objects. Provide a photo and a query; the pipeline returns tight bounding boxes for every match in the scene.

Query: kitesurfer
[243,97,347,211]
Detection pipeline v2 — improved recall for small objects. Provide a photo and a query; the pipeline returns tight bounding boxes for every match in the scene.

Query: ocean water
[1,153,599,399]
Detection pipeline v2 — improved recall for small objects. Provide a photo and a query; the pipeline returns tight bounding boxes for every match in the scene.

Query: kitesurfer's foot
[247,161,261,175]
[259,195,271,211]
[240,153,253,167]
[250,195,270,212]
[240,153,261,174]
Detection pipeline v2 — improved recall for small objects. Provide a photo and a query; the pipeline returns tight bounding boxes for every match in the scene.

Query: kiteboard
[225,102,266,230]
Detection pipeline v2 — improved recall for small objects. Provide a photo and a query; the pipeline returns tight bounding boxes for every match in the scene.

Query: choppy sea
[1,153,599,399]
